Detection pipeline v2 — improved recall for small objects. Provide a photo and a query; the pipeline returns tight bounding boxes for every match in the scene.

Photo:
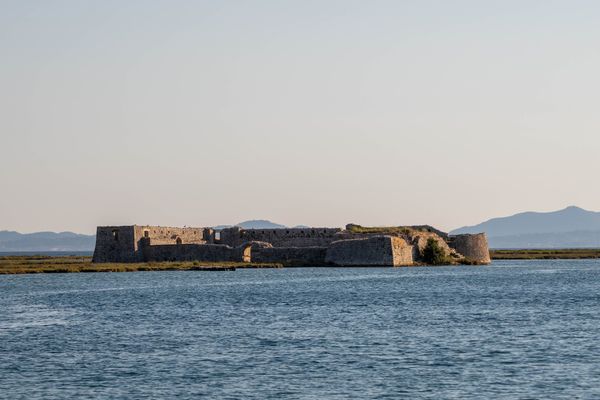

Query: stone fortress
[93,223,491,266]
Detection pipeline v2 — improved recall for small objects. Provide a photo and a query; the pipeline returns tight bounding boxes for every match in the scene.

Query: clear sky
[1,0,599,234]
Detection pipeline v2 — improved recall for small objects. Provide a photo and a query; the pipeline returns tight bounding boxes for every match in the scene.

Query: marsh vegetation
[489,249,600,260]
[0,256,282,274]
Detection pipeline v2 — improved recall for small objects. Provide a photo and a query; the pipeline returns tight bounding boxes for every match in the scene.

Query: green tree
[422,238,448,265]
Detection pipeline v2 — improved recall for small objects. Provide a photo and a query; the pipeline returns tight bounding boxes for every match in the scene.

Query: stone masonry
[92,224,491,266]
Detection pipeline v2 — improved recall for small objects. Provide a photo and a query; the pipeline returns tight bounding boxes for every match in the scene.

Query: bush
[422,238,448,265]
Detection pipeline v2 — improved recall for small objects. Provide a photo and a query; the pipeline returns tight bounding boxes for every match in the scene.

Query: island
[93,224,491,266]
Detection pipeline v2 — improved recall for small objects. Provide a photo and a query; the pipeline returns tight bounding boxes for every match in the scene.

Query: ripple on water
[0,261,600,399]
[0,304,76,331]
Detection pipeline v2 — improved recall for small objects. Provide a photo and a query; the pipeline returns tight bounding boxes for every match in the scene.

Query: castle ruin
[92,224,491,266]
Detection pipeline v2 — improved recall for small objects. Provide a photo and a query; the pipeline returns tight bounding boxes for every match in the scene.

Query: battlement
[219,227,342,248]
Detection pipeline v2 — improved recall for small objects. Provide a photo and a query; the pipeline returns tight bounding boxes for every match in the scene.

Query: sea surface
[0,251,93,257]
[1,260,599,399]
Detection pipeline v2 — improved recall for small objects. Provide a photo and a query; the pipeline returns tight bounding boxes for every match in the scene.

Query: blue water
[1,260,599,399]
[0,251,93,257]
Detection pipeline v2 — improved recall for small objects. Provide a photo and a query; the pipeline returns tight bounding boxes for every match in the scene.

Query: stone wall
[93,224,491,266]
[134,226,208,246]
[391,237,415,266]
[93,226,139,263]
[332,230,453,263]
[448,233,491,264]
[220,227,341,248]
[142,241,327,266]
[93,225,210,263]
[325,236,414,266]
[141,243,242,262]
[251,247,328,266]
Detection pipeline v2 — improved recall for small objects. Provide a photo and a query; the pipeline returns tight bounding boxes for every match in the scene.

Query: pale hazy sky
[1,0,600,234]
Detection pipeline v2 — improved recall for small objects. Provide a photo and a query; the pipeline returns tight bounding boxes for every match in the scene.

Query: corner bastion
[325,236,414,266]
[447,233,491,264]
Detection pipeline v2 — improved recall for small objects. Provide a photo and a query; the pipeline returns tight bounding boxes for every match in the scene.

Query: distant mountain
[213,220,288,230]
[0,220,300,252]
[237,220,287,229]
[0,231,96,252]
[451,206,600,249]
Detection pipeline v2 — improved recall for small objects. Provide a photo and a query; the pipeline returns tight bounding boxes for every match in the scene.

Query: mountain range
[0,231,96,252]
[0,220,304,252]
[4,208,600,252]
[450,206,600,248]
[213,220,288,230]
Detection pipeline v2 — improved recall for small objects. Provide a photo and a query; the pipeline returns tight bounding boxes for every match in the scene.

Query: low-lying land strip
[490,249,600,260]
[3,249,600,274]
[0,256,282,274]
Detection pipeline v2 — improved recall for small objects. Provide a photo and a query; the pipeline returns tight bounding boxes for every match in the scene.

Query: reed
[0,256,282,274]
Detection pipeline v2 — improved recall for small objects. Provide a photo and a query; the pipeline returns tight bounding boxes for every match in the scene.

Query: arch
[237,241,272,263]
[176,237,182,245]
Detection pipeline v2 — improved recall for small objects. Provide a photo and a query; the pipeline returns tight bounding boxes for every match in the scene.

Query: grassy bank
[3,249,599,274]
[0,256,282,274]
[490,249,600,260]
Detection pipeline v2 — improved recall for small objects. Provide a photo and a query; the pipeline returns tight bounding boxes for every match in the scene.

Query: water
[1,260,599,399]
[0,251,93,257]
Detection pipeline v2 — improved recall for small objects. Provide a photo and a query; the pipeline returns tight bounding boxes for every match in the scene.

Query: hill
[236,220,287,229]
[0,231,96,252]
[0,220,296,252]
[213,220,288,230]
[451,206,600,249]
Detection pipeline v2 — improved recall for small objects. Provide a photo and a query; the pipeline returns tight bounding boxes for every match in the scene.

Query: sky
[1,0,600,234]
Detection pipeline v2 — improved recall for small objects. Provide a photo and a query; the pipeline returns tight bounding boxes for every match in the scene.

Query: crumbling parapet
[220,226,341,248]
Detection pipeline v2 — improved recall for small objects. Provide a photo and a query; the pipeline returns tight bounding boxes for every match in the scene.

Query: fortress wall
[325,236,414,266]
[251,247,328,266]
[134,226,207,246]
[333,231,453,262]
[220,227,342,248]
[93,226,139,263]
[142,243,241,262]
[92,224,490,266]
[93,225,211,263]
[448,233,491,264]
[218,227,243,247]
[391,237,415,266]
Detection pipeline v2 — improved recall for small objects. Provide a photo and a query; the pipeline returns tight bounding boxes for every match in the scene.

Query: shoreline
[1,251,599,274]
[489,249,600,260]
[0,256,282,274]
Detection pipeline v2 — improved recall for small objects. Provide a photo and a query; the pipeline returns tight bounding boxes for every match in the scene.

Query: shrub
[422,238,448,265]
